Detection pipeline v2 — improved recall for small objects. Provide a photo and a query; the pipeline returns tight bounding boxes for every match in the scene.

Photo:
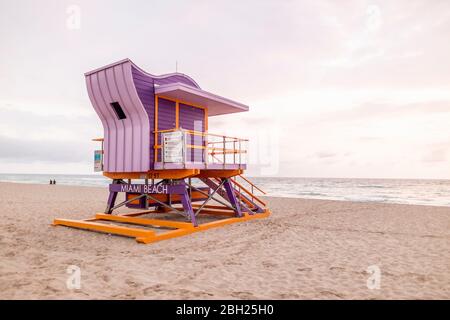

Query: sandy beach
[0,182,448,299]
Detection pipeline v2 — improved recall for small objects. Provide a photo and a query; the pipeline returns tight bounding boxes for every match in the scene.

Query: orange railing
[153,128,248,166]
[93,129,249,167]
[236,175,266,195]
[231,175,266,206]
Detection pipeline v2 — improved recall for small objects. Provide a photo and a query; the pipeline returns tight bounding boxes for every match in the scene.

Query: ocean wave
[356,185,386,189]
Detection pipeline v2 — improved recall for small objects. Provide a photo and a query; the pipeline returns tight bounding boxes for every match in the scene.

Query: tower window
[110,102,127,120]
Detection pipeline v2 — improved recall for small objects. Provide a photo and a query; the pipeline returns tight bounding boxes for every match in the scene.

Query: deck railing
[93,129,248,170]
[153,128,248,166]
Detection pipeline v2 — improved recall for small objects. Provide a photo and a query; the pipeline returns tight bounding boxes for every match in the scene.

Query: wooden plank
[194,209,236,217]
[136,228,194,244]
[137,209,271,244]
[103,169,199,179]
[53,219,155,238]
[192,204,233,210]
[95,214,193,229]
[197,169,242,178]
[53,208,271,244]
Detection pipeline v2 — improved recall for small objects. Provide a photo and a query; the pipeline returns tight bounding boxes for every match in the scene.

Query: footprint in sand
[162,256,175,262]
[262,261,277,268]
[4,251,15,258]
[100,274,110,283]
[297,267,312,272]
[230,291,256,299]
[404,272,429,282]
[143,284,164,294]
[224,260,241,266]
[125,279,140,288]
[329,266,345,271]
[319,290,344,299]
[44,285,60,294]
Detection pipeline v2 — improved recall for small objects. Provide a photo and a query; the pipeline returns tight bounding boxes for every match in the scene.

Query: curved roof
[85,58,201,89]
[85,58,249,116]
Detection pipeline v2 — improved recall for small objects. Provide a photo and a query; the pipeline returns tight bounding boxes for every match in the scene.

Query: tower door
[179,103,206,163]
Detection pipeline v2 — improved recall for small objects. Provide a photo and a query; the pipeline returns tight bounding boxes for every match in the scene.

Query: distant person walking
[49,179,53,185]
[53,179,56,185]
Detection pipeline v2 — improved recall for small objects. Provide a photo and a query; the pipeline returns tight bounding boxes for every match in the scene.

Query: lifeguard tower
[53,59,270,244]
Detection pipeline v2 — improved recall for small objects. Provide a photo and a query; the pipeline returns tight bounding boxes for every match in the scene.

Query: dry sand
[0,182,449,299]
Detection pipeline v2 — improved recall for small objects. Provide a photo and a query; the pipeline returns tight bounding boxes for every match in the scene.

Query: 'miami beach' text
[120,184,168,194]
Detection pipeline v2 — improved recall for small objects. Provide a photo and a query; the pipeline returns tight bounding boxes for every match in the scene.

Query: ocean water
[249,177,450,207]
[0,173,449,207]
[0,173,110,187]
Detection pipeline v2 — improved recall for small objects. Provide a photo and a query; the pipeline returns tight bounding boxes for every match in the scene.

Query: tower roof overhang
[155,82,249,116]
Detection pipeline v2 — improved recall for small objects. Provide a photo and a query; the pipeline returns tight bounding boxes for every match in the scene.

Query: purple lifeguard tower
[53,59,270,244]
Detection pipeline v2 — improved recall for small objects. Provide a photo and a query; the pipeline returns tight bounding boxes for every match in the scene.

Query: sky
[0,0,449,178]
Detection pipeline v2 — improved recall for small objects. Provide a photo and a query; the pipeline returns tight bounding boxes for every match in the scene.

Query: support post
[222,136,226,168]
[223,178,243,217]
[105,179,120,214]
[180,188,198,227]
[144,178,149,209]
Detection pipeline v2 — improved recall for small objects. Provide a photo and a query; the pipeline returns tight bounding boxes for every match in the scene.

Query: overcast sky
[1,0,449,178]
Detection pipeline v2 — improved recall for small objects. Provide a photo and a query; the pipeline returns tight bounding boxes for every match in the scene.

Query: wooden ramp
[53,207,270,244]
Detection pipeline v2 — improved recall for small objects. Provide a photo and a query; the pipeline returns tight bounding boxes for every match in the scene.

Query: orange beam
[53,218,155,238]
[204,107,208,131]
[53,209,271,245]
[154,128,247,142]
[154,95,159,163]
[209,149,247,155]
[154,144,207,150]
[197,169,243,178]
[95,213,193,230]
[103,169,200,180]
[136,209,271,244]
[157,95,206,110]
[175,101,179,129]
[193,209,236,217]
[191,204,234,210]
[136,228,194,244]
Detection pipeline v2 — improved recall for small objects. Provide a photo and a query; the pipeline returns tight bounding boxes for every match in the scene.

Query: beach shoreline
[2,174,450,207]
[0,182,449,299]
